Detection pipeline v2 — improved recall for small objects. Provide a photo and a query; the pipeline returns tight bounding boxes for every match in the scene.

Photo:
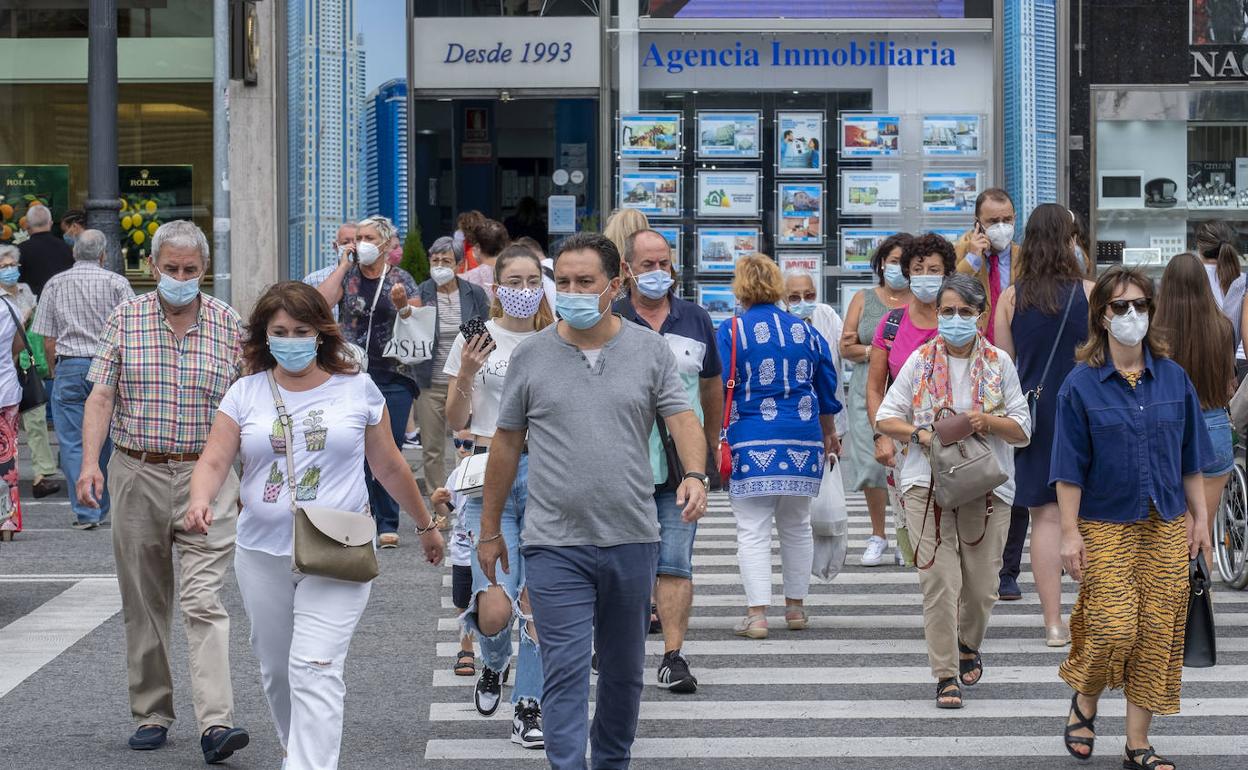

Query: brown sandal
[453,649,475,676]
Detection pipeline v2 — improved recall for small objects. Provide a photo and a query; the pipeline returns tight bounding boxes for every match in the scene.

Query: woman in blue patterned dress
[717,254,842,639]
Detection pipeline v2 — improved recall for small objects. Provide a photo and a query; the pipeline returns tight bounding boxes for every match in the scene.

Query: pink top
[871,305,938,381]
[460,263,495,300]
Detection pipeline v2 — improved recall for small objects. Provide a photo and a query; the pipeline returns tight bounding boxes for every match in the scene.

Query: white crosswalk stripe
[424,492,1248,764]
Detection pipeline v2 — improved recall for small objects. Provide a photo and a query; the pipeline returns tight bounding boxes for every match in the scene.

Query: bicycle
[1214,437,1248,589]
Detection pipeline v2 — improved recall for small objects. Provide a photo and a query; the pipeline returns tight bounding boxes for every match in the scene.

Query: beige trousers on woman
[902,487,1010,680]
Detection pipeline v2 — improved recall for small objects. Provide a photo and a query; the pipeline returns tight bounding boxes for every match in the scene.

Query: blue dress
[716,303,842,498]
[1012,281,1088,507]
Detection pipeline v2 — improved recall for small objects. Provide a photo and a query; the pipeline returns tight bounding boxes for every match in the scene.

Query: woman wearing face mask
[992,203,1094,647]
[1050,266,1212,770]
[875,273,1031,709]
[840,233,912,566]
[413,236,490,496]
[444,244,554,749]
[186,282,444,770]
[867,234,955,476]
[784,269,845,437]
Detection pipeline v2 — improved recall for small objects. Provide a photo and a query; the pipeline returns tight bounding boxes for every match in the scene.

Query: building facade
[1004,0,1058,229]
[363,78,409,237]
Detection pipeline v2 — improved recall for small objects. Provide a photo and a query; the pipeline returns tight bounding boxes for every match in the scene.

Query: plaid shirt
[31,262,136,358]
[88,291,243,454]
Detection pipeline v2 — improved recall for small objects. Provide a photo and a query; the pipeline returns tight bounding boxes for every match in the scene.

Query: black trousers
[998,504,1030,582]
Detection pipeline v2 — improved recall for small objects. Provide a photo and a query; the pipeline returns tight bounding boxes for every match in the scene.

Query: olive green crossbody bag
[267,371,379,583]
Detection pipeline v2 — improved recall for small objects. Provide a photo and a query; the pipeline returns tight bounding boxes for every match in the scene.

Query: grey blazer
[414,277,491,389]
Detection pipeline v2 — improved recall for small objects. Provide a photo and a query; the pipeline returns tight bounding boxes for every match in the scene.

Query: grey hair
[0,244,19,264]
[73,229,107,262]
[150,220,210,265]
[430,235,462,262]
[782,267,818,285]
[358,215,397,245]
[939,272,987,313]
[25,204,52,230]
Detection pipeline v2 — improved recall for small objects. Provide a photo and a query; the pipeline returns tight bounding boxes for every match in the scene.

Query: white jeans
[234,546,371,770]
[731,494,813,607]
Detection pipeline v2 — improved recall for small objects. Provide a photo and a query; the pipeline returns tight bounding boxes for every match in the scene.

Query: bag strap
[881,307,906,350]
[360,263,390,352]
[266,370,299,515]
[720,317,739,441]
[2,297,34,369]
[1031,284,1078,405]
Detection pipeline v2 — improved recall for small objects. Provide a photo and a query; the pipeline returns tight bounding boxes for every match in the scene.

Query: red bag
[718,317,739,482]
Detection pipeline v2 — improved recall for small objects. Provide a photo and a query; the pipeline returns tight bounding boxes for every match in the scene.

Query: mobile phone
[973,220,986,235]
[459,318,493,349]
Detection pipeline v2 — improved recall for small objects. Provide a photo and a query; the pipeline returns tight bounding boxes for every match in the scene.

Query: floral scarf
[911,334,1006,428]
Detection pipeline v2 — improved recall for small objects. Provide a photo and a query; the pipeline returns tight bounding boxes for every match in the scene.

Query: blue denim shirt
[1049,350,1212,523]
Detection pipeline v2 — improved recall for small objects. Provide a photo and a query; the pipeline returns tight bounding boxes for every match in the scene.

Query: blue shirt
[716,303,841,498]
[963,242,1013,293]
[1049,350,1212,523]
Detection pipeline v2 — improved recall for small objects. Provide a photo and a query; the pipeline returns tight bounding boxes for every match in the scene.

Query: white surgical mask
[430,266,455,286]
[1106,307,1149,348]
[985,222,1014,252]
[355,241,381,266]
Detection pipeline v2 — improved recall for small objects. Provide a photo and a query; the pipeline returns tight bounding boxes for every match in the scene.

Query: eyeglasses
[937,307,979,320]
[453,438,475,451]
[495,278,543,290]
[786,293,817,304]
[1108,298,1151,316]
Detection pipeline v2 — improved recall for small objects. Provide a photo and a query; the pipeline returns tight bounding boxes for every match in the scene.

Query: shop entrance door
[411,96,598,253]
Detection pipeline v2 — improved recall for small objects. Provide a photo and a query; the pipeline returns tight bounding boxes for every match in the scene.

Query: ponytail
[1195,220,1241,294]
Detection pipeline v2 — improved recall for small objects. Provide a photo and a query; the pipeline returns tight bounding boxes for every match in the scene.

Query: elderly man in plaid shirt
[77,220,250,764]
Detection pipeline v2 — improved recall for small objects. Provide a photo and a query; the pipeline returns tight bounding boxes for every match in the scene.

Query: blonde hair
[488,244,554,330]
[732,253,784,307]
[603,208,650,258]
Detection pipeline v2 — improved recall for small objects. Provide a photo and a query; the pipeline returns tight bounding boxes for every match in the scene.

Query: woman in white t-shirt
[444,244,553,748]
[187,282,444,770]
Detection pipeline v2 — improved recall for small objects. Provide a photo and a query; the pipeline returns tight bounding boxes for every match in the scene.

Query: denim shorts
[656,490,697,579]
[1203,407,1235,477]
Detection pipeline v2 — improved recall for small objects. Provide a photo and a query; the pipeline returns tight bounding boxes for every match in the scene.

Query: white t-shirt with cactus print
[218,371,386,556]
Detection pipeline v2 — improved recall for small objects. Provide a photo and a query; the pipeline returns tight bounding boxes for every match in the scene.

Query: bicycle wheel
[1214,463,1248,589]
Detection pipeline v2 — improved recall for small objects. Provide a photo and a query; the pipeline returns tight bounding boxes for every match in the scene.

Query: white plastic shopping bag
[810,458,848,538]
[383,305,437,364]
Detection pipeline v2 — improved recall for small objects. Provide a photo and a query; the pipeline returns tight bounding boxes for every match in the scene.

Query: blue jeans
[53,357,110,523]
[461,454,543,703]
[525,542,659,770]
[655,490,697,579]
[364,370,416,534]
[1202,407,1234,477]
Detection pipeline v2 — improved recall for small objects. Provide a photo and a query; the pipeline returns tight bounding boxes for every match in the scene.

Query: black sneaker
[511,698,544,749]
[474,666,503,716]
[657,650,698,693]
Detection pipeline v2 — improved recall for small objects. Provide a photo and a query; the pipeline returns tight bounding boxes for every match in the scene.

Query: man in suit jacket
[954,187,1022,343]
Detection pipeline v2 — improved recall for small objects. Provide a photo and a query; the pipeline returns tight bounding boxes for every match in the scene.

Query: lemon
[147,221,158,236]
[121,215,132,230]
[119,198,128,211]
[145,200,157,214]
[132,230,145,245]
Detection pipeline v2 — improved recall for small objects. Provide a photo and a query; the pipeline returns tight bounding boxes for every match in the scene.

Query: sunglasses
[937,307,979,320]
[453,438,475,451]
[1107,298,1151,316]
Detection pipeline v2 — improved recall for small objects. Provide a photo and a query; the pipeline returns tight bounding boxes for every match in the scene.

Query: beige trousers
[109,450,240,732]
[414,381,451,492]
[902,487,1010,680]
[21,405,56,478]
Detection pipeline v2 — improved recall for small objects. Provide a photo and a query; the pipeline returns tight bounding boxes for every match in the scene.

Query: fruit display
[118,195,166,260]
[0,194,49,245]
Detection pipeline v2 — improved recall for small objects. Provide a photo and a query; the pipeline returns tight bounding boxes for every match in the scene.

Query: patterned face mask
[495,285,543,319]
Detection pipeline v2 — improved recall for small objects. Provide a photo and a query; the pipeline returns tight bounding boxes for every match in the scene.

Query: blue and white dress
[716,303,842,498]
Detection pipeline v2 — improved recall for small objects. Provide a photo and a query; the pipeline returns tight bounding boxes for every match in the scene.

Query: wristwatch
[683,472,710,490]
[911,428,925,445]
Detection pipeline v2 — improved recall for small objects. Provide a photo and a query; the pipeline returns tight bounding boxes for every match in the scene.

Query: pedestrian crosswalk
[422,494,1248,766]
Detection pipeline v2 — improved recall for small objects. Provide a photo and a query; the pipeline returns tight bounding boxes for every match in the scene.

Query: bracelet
[455,382,474,400]
[415,519,439,534]
[476,532,503,546]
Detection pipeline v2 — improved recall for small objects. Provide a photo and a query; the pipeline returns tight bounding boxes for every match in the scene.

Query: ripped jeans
[234,546,371,770]
[461,454,544,704]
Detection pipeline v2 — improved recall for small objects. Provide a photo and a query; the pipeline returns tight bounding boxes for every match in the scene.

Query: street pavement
[2,464,1247,768]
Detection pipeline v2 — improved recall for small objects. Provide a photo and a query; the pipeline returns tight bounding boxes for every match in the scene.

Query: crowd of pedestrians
[0,189,1240,770]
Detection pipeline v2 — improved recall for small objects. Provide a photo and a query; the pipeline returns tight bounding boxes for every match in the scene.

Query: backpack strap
[881,306,906,350]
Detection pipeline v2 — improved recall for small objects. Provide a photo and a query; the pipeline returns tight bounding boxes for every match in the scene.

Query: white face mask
[355,241,381,266]
[1106,307,1149,348]
[430,266,455,286]
[985,222,1014,252]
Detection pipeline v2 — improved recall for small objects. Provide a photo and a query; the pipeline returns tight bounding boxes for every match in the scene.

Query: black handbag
[1183,553,1217,668]
[653,416,685,494]
[3,298,48,413]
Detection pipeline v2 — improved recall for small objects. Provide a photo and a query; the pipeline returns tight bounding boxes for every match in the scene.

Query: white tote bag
[383,305,437,364]
[809,458,848,537]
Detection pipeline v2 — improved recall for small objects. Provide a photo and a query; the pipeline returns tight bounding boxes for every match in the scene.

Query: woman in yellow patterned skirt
[1049,266,1213,770]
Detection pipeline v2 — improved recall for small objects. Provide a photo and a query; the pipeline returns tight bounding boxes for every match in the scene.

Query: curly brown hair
[243,281,357,375]
[900,233,956,278]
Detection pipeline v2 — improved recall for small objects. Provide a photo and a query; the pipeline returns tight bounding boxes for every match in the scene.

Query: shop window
[0,1,211,38]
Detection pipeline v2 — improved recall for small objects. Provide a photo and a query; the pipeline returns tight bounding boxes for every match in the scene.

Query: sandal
[958,641,983,687]
[1123,746,1175,770]
[733,614,768,639]
[454,649,475,677]
[784,607,808,630]
[935,677,963,709]
[1063,691,1096,760]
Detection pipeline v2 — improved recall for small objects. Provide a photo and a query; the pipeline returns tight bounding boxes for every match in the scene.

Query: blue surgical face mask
[556,285,613,330]
[938,314,979,347]
[910,275,943,304]
[883,263,908,290]
[63,233,76,247]
[789,300,817,319]
[0,266,19,286]
[634,269,674,300]
[155,270,201,307]
[268,335,319,373]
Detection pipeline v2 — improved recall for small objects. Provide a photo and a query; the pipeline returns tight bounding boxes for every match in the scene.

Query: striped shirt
[431,289,462,386]
[31,262,136,358]
[88,291,243,454]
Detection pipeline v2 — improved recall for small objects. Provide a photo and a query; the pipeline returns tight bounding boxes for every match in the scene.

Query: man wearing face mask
[479,232,709,768]
[77,220,251,762]
[414,236,489,494]
[956,188,1023,343]
[317,215,422,548]
[613,228,723,694]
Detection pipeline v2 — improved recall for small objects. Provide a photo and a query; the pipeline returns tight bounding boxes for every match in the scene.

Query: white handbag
[383,305,437,364]
[450,452,490,499]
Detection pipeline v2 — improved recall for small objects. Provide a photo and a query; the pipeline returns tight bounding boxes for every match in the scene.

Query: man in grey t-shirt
[480,232,708,770]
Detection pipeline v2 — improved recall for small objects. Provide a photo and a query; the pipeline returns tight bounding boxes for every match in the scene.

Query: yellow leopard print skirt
[1058,511,1189,715]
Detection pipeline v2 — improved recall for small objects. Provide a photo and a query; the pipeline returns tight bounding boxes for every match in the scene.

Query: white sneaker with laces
[860,535,888,567]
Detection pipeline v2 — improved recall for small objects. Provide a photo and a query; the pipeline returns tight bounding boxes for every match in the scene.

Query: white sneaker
[860,535,888,567]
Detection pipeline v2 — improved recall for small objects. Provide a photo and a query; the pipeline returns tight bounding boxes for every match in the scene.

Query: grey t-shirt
[497,318,690,548]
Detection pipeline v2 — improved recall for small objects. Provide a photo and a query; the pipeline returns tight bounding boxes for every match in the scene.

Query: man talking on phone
[955,187,1022,343]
